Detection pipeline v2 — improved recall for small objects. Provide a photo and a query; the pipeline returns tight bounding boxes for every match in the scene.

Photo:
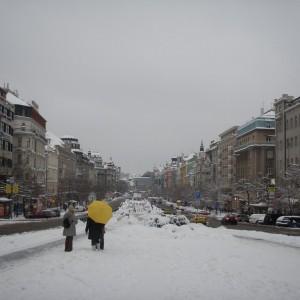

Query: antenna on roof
[261,102,264,115]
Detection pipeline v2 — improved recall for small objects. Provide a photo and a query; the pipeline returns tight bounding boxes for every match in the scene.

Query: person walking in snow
[85,217,105,251]
[62,205,78,252]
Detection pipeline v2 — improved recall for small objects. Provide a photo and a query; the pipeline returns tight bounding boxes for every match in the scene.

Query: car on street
[275,216,300,228]
[263,213,281,225]
[191,214,207,225]
[221,214,238,225]
[197,210,211,215]
[48,208,61,217]
[75,206,86,212]
[249,214,266,224]
[237,214,249,222]
[163,208,173,215]
[25,210,53,219]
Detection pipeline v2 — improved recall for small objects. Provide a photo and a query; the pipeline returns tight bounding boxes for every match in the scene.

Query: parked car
[197,210,211,215]
[275,216,300,228]
[221,214,238,225]
[26,210,53,219]
[263,213,281,225]
[75,206,86,212]
[163,208,173,215]
[191,214,207,225]
[237,214,249,223]
[249,214,266,224]
[48,208,61,217]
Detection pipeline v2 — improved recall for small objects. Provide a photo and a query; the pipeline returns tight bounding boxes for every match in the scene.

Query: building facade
[274,94,300,178]
[7,91,47,193]
[218,126,238,196]
[0,87,14,181]
[235,109,276,182]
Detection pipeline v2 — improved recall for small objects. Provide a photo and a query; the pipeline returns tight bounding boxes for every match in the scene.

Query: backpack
[63,217,71,229]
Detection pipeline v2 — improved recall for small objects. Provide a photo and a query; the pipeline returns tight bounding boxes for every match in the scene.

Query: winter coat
[85,217,105,241]
[63,211,78,237]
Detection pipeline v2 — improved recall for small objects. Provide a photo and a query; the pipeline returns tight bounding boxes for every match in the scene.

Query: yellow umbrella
[88,200,112,224]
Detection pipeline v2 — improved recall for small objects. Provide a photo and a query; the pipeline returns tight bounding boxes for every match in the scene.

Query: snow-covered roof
[71,149,83,154]
[46,131,65,148]
[6,92,30,107]
[60,135,78,141]
[91,152,102,157]
[183,153,197,161]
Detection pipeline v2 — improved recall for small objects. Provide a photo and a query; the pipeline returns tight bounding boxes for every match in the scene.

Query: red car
[26,210,53,219]
[221,214,238,225]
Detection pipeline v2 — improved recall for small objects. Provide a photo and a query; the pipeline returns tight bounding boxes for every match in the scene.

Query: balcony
[235,141,275,153]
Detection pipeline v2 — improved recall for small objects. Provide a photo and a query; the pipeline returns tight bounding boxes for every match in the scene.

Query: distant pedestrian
[62,205,78,252]
[85,217,105,251]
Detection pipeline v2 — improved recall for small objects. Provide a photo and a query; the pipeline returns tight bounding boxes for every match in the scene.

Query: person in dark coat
[85,217,105,251]
[62,205,78,252]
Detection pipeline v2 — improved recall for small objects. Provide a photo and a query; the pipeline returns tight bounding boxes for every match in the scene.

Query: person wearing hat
[62,205,78,252]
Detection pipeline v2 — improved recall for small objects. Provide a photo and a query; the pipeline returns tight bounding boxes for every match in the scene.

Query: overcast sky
[1,0,300,174]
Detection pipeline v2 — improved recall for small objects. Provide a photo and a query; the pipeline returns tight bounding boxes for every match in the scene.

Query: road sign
[5,184,11,194]
[195,191,201,200]
[13,184,19,193]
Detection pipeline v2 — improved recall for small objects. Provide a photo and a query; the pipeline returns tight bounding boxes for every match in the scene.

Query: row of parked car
[25,206,87,219]
[25,209,61,219]
[221,212,300,228]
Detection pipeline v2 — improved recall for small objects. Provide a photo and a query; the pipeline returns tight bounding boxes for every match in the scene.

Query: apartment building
[0,87,14,181]
[274,94,300,177]
[205,140,219,188]
[235,109,276,182]
[218,126,238,195]
[7,91,47,190]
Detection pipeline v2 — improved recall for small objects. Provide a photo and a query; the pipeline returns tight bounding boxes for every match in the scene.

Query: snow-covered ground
[1,200,300,300]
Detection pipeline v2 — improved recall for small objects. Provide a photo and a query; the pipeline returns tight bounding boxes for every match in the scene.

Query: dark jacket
[85,217,105,241]
[63,211,78,237]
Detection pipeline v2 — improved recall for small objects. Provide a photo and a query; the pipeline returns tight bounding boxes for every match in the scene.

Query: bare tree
[234,179,256,215]
[277,164,300,215]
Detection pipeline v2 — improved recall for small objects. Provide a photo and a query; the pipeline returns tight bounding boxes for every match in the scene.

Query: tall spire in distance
[200,140,204,152]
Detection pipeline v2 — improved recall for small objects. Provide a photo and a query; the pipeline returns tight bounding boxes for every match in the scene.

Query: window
[295,116,298,127]
[267,150,274,159]
[291,137,294,148]
[287,138,290,148]
[18,137,22,147]
[267,165,273,175]
[290,118,293,128]
[17,154,22,164]
[295,136,298,146]
[26,138,30,148]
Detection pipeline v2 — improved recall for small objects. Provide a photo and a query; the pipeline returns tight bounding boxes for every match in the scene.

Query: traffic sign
[195,191,201,200]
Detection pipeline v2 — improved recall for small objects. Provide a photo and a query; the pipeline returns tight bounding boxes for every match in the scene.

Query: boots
[92,245,96,251]
[96,243,100,251]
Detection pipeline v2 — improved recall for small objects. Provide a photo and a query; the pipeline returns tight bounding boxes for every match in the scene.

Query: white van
[249,214,266,224]
[276,216,300,228]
